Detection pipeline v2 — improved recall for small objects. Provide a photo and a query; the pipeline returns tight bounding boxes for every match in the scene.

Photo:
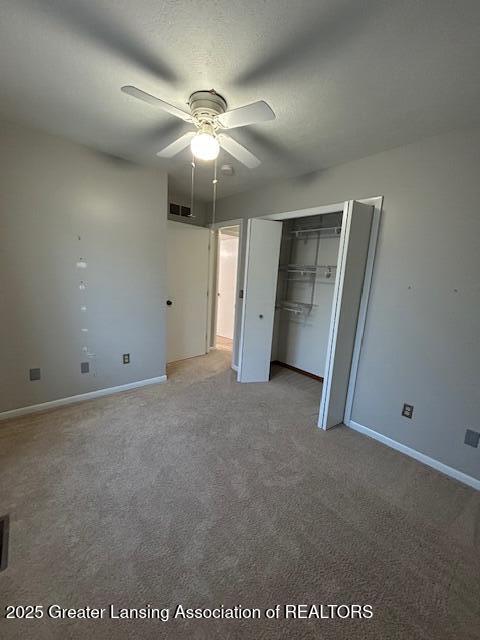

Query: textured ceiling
[1,0,480,201]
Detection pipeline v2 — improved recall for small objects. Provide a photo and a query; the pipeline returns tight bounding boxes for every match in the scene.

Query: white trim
[231,364,239,372]
[232,219,246,370]
[0,375,167,421]
[348,420,480,491]
[261,203,345,221]
[344,196,383,424]
[207,227,218,351]
[210,218,244,230]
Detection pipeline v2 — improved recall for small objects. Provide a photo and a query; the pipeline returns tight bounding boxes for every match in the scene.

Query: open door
[166,221,210,363]
[319,200,374,429]
[238,218,282,382]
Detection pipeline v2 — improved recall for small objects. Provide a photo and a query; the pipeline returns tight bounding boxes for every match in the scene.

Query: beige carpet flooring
[0,350,479,639]
[215,335,233,351]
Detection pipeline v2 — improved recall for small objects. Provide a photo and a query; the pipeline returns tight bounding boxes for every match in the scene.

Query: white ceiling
[1,0,479,201]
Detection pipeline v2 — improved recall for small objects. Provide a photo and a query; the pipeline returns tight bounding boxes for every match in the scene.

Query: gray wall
[217,126,480,481]
[0,120,167,412]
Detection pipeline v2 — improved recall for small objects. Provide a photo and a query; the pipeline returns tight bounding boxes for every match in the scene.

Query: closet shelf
[276,300,315,316]
[279,264,336,274]
[289,225,342,239]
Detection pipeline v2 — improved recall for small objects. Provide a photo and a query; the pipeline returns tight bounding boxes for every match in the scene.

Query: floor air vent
[0,515,9,571]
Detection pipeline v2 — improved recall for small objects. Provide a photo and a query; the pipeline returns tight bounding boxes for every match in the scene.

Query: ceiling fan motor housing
[189,90,227,126]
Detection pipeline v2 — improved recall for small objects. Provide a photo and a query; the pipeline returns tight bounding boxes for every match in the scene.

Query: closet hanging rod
[279,264,337,272]
[276,300,317,314]
[289,225,342,237]
[285,277,335,284]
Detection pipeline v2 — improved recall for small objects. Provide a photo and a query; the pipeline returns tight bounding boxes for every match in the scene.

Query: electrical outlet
[29,368,41,381]
[123,353,130,364]
[81,362,89,374]
[402,403,414,419]
[464,429,480,448]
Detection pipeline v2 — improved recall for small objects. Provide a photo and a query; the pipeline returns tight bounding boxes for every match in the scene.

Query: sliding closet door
[319,201,374,429]
[238,218,282,382]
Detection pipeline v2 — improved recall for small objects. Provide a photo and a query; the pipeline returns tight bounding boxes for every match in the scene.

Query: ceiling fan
[121,86,275,168]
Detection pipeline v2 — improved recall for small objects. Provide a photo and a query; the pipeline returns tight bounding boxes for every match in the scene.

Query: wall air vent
[169,202,192,218]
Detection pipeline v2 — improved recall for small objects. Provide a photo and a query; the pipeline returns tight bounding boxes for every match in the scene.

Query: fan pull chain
[190,153,196,218]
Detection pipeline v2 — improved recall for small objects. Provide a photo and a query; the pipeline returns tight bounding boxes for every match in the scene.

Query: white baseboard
[0,375,168,421]
[231,363,239,372]
[348,420,480,491]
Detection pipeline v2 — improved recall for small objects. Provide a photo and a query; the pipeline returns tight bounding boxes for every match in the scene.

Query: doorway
[215,226,240,353]
[209,220,244,370]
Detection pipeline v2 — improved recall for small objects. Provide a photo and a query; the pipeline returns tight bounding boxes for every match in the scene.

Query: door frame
[249,195,383,428]
[209,218,245,371]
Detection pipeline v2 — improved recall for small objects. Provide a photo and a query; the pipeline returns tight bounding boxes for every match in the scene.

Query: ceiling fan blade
[235,3,373,87]
[29,2,178,84]
[121,86,193,122]
[216,100,275,129]
[156,132,195,158]
[219,134,261,168]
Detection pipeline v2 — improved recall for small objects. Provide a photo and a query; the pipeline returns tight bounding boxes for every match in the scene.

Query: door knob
[259,314,263,319]
[166,300,173,306]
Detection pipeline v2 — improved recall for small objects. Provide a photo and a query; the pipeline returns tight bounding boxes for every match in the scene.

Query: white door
[319,201,374,429]
[167,221,210,363]
[238,218,282,382]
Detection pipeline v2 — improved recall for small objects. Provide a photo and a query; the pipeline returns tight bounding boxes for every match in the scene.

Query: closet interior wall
[271,212,343,378]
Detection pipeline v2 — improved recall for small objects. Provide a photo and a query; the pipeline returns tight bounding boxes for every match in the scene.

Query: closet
[271,212,342,379]
[237,199,379,429]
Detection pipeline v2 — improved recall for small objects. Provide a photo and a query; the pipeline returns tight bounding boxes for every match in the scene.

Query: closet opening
[237,198,382,430]
[271,211,342,383]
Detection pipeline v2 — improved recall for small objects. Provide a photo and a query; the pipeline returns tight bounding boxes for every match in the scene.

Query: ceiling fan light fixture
[190,125,220,161]
[124,85,272,167]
